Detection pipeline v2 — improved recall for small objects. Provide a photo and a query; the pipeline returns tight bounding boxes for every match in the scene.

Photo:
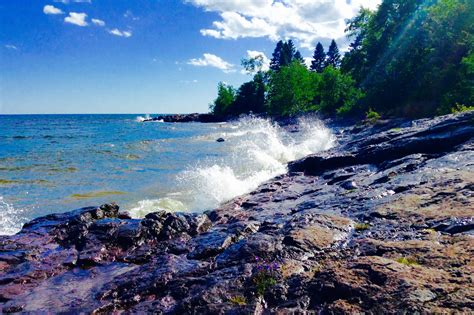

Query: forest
[210,0,473,119]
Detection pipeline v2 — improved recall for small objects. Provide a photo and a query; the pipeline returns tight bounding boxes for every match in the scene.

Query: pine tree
[270,40,284,71]
[310,42,326,73]
[280,40,296,67]
[294,50,305,66]
[325,39,341,68]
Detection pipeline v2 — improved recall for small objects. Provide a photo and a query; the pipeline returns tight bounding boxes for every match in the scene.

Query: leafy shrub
[450,103,474,113]
[366,108,381,123]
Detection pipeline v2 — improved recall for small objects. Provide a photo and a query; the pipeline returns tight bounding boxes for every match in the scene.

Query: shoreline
[1,111,473,313]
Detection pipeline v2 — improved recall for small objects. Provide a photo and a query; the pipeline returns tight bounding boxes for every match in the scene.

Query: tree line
[210,0,473,118]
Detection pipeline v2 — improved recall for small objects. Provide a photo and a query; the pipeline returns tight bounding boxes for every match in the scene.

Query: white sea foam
[136,114,151,122]
[129,197,186,218]
[130,116,335,217]
[0,196,26,235]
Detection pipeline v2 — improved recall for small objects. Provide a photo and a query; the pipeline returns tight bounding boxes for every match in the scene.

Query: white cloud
[43,5,64,15]
[124,10,140,21]
[64,12,88,26]
[4,44,18,50]
[187,0,382,50]
[188,53,235,73]
[91,18,105,26]
[108,28,132,37]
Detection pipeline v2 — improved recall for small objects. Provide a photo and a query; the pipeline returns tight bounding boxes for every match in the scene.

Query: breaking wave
[129,116,335,217]
[136,114,151,122]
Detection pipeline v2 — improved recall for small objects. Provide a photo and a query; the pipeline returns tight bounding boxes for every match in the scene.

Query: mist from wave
[0,197,26,235]
[129,116,335,217]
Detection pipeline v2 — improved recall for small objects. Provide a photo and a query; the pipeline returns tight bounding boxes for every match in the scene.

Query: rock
[143,113,228,123]
[341,180,358,190]
[216,137,225,142]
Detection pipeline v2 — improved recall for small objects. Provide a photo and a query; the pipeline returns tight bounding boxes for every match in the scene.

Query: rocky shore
[143,113,227,123]
[1,111,473,313]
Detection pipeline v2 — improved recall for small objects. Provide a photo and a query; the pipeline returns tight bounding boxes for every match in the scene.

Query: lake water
[0,114,335,235]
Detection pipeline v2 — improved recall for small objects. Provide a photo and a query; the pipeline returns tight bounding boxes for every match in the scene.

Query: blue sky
[0,0,380,114]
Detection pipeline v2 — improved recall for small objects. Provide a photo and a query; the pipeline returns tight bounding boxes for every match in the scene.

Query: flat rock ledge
[1,111,473,314]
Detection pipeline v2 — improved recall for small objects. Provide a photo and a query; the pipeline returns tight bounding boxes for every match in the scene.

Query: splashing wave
[129,116,335,217]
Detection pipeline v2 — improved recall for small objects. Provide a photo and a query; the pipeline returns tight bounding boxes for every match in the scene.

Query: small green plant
[354,223,370,231]
[366,108,381,124]
[450,103,474,113]
[253,256,279,296]
[396,256,419,266]
[229,295,247,306]
[389,127,402,132]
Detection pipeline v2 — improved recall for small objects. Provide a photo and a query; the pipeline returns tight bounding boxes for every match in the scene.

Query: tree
[310,42,326,73]
[270,40,284,71]
[317,66,364,115]
[209,82,236,116]
[325,40,341,68]
[280,40,296,67]
[293,50,306,66]
[232,73,266,114]
[341,0,474,116]
[266,61,320,116]
[241,54,265,74]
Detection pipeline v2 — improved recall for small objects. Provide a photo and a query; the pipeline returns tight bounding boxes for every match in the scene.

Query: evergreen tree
[294,50,306,66]
[310,42,326,72]
[325,39,341,68]
[270,40,284,71]
[280,40,296,67]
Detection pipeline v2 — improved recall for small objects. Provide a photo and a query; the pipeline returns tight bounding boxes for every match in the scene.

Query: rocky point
[1,111,473,313]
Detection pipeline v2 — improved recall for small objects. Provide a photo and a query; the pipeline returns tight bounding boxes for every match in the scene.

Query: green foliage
[210,82,236,116]
[269,40,306,71]
[310,42,326,73]
[270,40,284,71]
[233,73,266,114]
[450,103,474,113]
[253,271,277,297]
[318,66,364,115]
[366,108,381,123]
[229,296,247,306]
[325,39,341,68]
[342,0,474,117]
[396,257,420,266]
[266,61,320,116]
[241,54,266,74]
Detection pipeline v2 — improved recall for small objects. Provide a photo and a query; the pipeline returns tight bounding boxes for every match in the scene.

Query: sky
[0,0,380,114]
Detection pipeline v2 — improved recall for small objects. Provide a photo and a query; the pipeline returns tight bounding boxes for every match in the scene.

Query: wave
[136,114,151,122]
[0,197,26,235]
[130,116,335,217]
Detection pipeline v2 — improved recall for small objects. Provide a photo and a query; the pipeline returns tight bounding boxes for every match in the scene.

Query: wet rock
[341,180,358,190]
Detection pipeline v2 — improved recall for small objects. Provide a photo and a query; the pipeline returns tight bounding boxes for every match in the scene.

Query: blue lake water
[0,114,335,234]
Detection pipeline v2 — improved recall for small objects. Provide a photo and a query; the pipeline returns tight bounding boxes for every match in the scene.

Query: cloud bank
[186,0,381,50]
